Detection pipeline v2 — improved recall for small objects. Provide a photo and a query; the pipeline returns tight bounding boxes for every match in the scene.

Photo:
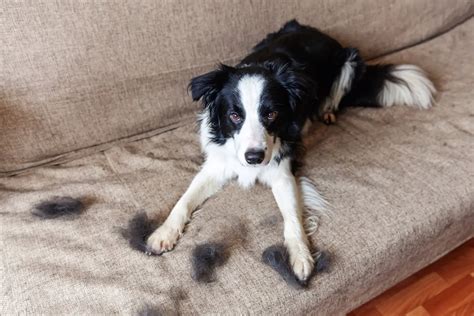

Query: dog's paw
[146,224,182,255]
[323,112,337,125]
[288,243,314,281]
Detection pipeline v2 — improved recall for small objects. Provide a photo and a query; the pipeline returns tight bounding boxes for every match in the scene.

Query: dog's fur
[32,196,84,219]
[146,20,436,281]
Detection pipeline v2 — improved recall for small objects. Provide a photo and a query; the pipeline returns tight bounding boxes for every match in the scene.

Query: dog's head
[190,62,313,166]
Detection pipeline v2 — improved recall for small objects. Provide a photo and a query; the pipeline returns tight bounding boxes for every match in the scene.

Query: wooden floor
[349,238,474,316]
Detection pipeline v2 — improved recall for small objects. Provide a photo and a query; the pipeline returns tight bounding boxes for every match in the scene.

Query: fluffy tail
[341,64,436,109]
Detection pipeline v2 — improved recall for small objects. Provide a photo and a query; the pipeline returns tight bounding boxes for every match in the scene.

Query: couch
[1,1,473,314]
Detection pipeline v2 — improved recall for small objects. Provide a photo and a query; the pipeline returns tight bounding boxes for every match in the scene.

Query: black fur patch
[262,245,331,289]
[32,196,84,219]
[314,250,331,273]
[119,212,159,255]
[262,245,305,288]
[136,305,162,316]
[340,64,395,108]
[191,242,228,283]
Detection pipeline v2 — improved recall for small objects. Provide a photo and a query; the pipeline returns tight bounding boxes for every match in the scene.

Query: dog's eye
[229,112,242,123]
[266,111,278,122]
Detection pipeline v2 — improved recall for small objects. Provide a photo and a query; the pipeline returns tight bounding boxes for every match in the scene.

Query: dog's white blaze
[235,75,274,165]
[237,75,265,149]
[378,64,436,109]
[322,50,358,113]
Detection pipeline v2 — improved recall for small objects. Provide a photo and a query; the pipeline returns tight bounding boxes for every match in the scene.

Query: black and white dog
[147,20,436,281]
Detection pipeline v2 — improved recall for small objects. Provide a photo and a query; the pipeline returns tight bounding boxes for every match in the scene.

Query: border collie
[146,20,436,281]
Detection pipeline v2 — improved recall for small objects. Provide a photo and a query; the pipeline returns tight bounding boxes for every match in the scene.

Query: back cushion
[2,0,472,174]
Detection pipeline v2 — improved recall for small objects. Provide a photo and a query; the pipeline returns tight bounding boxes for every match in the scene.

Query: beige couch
[2,1,473,314]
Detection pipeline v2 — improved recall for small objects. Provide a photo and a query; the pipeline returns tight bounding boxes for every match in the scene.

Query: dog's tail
[341,63,436,110]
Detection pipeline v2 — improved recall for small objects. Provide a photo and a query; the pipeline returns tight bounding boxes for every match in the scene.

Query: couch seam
[0,118,194,177]
[372,14,474,60]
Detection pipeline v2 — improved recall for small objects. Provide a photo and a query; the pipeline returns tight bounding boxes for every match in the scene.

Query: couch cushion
[2,1,473,174]
[1,17,473,316]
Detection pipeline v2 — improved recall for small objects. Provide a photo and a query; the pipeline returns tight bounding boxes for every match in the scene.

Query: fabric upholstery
[1,18,473,315]
[2,0,473,174]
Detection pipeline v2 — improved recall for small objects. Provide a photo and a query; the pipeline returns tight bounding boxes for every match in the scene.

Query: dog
[146,20,436,281]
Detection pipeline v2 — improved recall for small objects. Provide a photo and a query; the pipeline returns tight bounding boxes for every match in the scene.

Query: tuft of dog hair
[191,242,228,283]
[32,196,84,219]
[262,245,305,288]
[136,305,162,316]
[189,216,247,283]
[314,249,331,273]
[262,244,331,288]
[119,212,160,255]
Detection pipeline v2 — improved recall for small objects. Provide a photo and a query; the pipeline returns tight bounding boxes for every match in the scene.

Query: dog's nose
[245,149,265,165]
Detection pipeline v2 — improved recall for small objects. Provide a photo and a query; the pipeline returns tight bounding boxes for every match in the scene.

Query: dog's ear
[189,64,234,105]
[264,60,316,137]
[263,60,316,111]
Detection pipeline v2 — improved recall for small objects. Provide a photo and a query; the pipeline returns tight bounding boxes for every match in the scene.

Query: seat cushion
[1,18,473,315]
[2,0,473,174]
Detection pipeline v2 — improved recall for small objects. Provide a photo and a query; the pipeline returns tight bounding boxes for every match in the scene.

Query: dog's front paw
[288,243,314,281]
[146,224,182,255]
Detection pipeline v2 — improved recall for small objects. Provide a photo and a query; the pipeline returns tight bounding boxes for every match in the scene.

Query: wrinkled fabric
[2,0,473,173]
[1,19,473,314]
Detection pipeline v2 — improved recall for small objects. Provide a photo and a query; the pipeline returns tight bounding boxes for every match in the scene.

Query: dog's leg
[147,162,228,254]
[264,161,314,281]
[321,48,363,125]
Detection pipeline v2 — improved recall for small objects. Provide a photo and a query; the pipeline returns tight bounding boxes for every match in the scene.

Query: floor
[349,238,474,316]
